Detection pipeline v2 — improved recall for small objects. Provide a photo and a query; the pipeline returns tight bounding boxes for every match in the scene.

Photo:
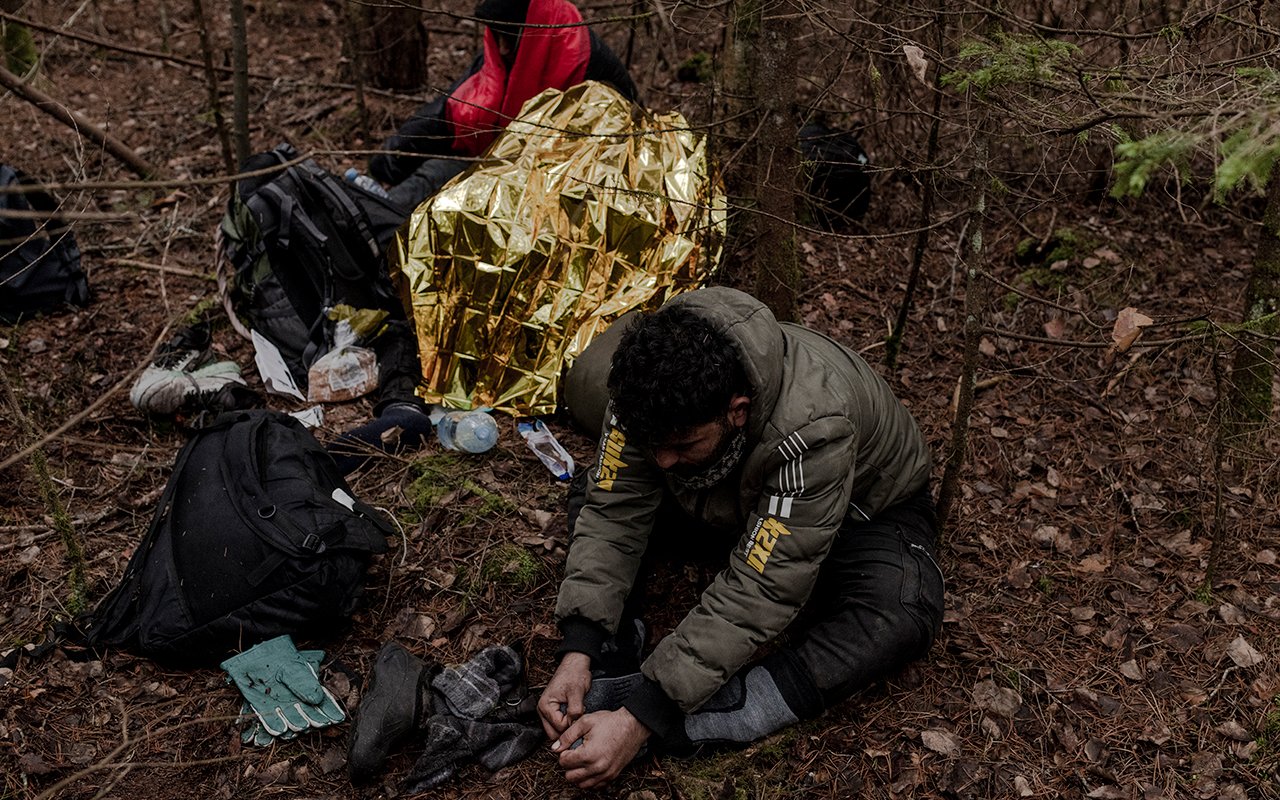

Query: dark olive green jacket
[555,287,931,717]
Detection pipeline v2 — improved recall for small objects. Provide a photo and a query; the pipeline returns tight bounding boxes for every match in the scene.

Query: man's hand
[537,652,592,740]
[552,708,650,789]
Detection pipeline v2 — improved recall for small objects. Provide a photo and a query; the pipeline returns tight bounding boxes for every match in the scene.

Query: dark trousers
[784,490,944,712]
[567,477,945,723]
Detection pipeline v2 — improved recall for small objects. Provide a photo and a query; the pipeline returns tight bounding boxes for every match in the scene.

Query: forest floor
[2,1,1279,799]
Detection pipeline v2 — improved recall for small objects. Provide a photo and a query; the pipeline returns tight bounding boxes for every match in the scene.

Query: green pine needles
[943,33,1080,93]
[1112,69,1280,200]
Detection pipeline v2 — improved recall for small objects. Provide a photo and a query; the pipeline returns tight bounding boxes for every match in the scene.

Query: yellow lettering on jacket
[746,517,791,573]
[595,427,628,491]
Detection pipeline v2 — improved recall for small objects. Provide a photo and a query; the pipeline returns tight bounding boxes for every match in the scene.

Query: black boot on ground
[348,642,436,784]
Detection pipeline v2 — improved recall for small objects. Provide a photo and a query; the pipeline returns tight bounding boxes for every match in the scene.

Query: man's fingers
[565,759,616,789]
[565,766,601,787]
[536,694,566,737]
[566,687,586,720]
[560,746,598,776]
[538,709,562,741]
[553,718,589,759]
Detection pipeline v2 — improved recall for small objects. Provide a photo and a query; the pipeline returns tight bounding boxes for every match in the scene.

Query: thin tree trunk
[191,0,234,174]
[1227,175,1280,431]
[356,0,426,91]
[624,0,643,71]
[344,0,370,143]
[1204,345,1229,593]
[717,1,754,288]
[733,0,800,321]
[887,10,946,373]
[935,123,990,544]
[229,0,251,165]
[158,0,172,52]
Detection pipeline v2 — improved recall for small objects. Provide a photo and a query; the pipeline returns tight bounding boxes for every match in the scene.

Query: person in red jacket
[369,0,639,210]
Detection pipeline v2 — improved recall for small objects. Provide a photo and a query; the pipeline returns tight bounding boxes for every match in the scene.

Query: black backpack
[219,144,409,389]
[78,410,393,665]
[798,124,873,228]
[0,164,89,323]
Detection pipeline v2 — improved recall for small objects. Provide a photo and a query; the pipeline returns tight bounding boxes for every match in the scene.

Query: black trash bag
[798,124,872,229]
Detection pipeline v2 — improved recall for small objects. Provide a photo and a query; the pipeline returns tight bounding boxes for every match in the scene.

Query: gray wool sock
[683,665,798,745]
[582,672,646,713]
[572,667,798,746]
[405,645,541,792]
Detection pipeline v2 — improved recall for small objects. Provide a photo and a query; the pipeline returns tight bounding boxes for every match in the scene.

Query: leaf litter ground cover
[2,1,1279,798]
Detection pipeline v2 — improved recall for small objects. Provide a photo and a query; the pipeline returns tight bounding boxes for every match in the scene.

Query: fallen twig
[34,714,245,800]
[0,65,162,179]
[0,208,131,222]
[103,258,214,281]
[0,529,56,546]
[0,322,173,475]
[0,509,112,545]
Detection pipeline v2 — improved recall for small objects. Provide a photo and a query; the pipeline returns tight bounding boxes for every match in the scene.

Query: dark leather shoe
[348,642,434,783]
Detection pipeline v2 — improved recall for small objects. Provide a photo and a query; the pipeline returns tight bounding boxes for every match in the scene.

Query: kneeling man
[538,286,945,787]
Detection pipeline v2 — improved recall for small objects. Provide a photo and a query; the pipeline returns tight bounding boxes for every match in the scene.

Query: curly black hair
[607,305,751,446]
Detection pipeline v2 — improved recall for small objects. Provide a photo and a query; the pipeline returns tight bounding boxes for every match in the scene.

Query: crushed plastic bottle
[344,167,389,199]
[436,409,499,454]
[517,419,574,480]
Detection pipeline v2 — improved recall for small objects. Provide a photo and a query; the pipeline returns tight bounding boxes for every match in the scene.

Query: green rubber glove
[222,636,345,740]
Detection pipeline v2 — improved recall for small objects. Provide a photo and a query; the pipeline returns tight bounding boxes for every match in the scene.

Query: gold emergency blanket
[394,81,725,416]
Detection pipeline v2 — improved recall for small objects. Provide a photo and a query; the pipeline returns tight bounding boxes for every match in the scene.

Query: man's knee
[795,521,944,705]
[794,599,935,708]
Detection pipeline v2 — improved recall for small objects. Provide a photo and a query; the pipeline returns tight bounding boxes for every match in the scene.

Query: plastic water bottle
[344,167,389,199]
[436,410,499,454]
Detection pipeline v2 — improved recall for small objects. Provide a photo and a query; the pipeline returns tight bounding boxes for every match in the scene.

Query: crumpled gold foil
[394,81,725,416]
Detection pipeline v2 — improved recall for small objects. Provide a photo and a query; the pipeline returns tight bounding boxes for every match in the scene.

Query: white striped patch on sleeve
[767,494,798,518]
[769,433,809,517]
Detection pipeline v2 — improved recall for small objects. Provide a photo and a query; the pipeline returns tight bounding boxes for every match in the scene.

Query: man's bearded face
[652,415,742,479]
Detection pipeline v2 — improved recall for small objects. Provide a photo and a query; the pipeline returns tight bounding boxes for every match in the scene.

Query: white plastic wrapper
[518,419,574,481]
[307,345,378,402]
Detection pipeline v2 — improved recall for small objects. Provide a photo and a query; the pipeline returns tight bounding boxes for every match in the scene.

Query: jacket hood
[474,0,530,37]
[664,287,784,443]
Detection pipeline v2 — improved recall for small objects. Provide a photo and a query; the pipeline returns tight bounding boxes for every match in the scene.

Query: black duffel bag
[0,164,89,322]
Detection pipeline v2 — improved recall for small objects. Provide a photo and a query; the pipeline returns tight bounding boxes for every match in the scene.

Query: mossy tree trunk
[1228,176,1280,431]
[1,0,38,76]
[730,0,800,321]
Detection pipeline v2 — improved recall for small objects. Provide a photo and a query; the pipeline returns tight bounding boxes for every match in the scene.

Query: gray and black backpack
[219,144,409,390]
